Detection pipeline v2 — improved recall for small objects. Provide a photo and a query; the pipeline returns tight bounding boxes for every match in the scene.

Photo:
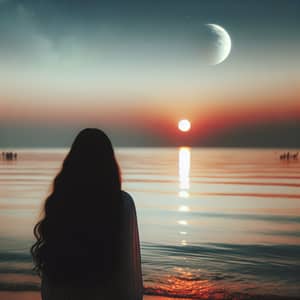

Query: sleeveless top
[41,191,143,300]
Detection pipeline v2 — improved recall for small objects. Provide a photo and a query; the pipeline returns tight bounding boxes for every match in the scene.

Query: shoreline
[0,292,192,300]
[0,292,299,300]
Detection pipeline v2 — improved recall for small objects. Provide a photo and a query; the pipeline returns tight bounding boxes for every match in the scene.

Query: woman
[31,128,143,300]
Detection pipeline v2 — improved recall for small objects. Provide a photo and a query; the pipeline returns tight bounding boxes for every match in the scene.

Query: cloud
[0,2,56,66]
[199,120,300,148]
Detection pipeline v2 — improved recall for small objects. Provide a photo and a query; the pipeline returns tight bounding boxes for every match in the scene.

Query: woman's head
[55,128,121,197]
[31,128,122,284]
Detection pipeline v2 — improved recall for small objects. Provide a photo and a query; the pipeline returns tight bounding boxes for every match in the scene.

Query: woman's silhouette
[31,128,143,300]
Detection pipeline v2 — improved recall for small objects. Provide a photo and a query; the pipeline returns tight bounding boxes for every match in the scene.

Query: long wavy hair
[31,128,122,284]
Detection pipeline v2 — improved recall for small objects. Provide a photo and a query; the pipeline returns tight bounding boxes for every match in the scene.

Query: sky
[0,0,299,147]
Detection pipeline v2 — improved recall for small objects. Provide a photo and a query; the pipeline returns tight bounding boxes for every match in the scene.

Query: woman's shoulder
[121,190,136,211]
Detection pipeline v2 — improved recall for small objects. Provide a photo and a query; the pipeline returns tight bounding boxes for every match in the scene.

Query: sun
[178,119,191,132]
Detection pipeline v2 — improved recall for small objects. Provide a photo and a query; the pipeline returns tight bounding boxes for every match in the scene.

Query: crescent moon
[205,23,232,65]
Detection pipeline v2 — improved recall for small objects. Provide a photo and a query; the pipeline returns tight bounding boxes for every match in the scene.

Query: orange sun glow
[178,119,191,132]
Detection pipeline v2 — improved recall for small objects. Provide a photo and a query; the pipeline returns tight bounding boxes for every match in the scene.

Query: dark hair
[31,128,122,284]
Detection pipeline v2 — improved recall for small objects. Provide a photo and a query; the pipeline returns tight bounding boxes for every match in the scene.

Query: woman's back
[31,129,143,300]
[41,191,143,300]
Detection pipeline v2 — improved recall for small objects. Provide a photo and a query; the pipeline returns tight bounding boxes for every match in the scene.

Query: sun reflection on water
[177,220,188,226]
[144,267,220,299]
[179,147,190,191]
[177,147,191,246]
[178,190,189,198]
[178,205,190,212]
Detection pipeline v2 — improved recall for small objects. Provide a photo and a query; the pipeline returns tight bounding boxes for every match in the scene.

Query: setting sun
[178,119,191,132]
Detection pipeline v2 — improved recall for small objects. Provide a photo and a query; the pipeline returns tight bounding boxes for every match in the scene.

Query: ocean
[0,148,300,299]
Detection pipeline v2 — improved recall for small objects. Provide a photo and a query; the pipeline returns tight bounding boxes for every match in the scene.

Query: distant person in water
[31,128,143,300]
[1,152,17,161]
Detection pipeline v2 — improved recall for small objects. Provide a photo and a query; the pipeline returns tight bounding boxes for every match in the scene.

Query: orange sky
[1,83,299,140]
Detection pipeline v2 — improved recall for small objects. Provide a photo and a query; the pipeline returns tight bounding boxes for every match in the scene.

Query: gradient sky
[0,0,299,147]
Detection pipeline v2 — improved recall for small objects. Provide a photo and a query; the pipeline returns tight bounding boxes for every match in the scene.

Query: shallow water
[0,148,300,299]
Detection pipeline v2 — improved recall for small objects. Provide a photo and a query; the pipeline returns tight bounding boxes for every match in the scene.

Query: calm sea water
[0,148,300,299]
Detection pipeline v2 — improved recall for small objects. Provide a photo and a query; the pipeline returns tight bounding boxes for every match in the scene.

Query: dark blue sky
[1,0,299,59]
